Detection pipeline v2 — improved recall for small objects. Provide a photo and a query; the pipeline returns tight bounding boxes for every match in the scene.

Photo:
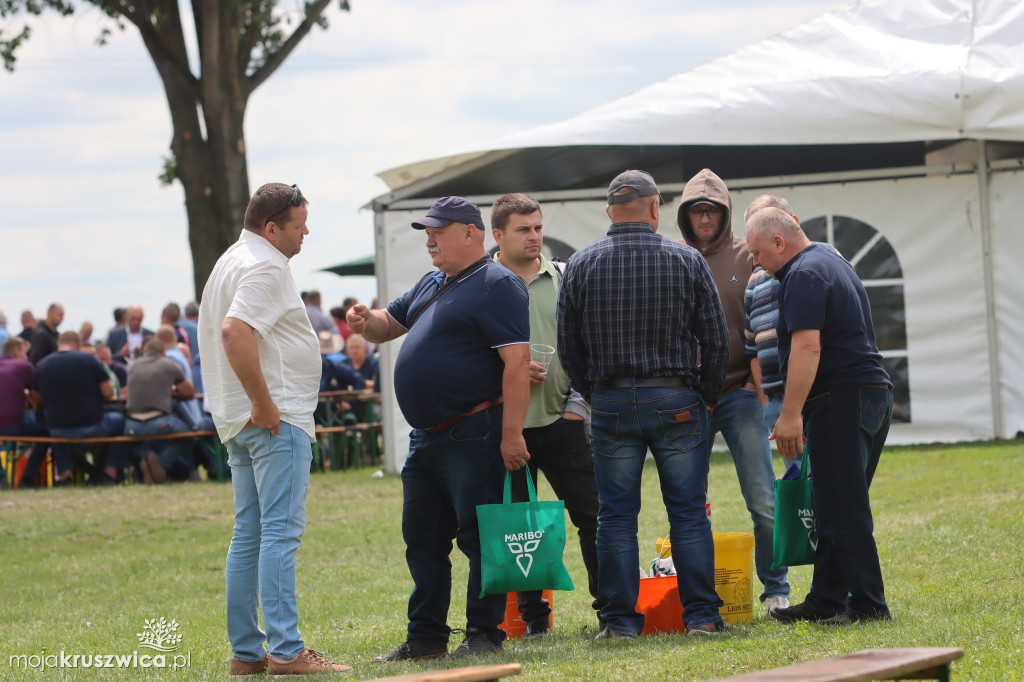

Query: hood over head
[677,168,733,251]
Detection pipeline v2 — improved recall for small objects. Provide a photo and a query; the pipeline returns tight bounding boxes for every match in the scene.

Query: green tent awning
[322,254,375,277]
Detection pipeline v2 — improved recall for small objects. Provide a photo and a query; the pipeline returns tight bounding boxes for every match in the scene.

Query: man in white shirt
[199,182,350,676]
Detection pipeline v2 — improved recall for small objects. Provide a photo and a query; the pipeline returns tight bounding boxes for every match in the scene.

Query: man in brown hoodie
[677,169,791,614]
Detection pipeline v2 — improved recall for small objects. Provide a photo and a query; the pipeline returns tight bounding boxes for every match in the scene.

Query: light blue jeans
[710,388,790,601]
[590,387,723,634]
[224,423,312,662]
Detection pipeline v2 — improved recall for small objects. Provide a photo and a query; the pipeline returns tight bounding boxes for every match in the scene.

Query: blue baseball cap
[411,196,485,230]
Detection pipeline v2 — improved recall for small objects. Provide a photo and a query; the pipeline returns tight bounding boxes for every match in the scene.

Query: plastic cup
[530,344,556,374]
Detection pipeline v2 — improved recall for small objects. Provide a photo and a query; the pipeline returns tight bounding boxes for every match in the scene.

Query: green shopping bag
[477,464,575,598]
[771,446,817,569]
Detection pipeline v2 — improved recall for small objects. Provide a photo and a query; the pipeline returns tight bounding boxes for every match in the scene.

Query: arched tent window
[801,216,910,422]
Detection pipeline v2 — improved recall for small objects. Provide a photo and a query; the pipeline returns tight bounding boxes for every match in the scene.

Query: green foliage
[158,154,177,186]
[1,0,351,76]
[1,440,1021,679]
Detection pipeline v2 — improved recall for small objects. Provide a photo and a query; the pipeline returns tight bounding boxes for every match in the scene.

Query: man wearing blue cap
[349,196,532,661]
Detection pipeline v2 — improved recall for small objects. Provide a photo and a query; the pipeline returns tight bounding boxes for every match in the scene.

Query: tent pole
[373,201,402,474]
[976,140,1005,438]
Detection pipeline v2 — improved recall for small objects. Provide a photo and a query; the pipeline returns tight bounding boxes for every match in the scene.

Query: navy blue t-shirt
[388,262,529,429]
[777,243,891,395]
[32,350,110,428]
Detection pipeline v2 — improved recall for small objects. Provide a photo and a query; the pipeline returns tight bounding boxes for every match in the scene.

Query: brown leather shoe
[229,655,268,675]
[142,452,167,484]
[268,648,352,675]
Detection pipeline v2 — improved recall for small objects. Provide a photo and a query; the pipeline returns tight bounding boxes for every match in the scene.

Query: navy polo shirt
[33,350,110,428]
[776,243,891,395]
[387,262,529,429]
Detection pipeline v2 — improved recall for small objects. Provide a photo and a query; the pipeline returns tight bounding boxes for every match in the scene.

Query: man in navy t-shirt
[745,207,893,626]
[348,196,531,662]
[30,331,127,484]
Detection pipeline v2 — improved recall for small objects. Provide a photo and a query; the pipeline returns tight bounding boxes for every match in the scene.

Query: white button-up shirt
[198,229,321,443]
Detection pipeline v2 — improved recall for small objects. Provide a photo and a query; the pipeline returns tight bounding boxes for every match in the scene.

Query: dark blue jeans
[401,406,507,644]
[803,385,893,619]
[590,387,723,635]
[47,412,128,475]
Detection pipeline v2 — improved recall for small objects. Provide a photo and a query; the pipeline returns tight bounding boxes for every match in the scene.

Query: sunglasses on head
[264,185,303,227]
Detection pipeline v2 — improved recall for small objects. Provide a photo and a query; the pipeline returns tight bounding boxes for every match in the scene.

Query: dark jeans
[1,412,48,485]
[510,417,603,625]
[401,406,507,644]
[803,385,893,620]
[45,412,128,476]
[590,387,722,634]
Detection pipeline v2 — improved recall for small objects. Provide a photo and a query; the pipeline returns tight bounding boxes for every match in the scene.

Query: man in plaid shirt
[557,170,731,639]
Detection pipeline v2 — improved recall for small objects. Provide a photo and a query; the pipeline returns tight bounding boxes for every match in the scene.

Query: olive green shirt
[494,253,572,428]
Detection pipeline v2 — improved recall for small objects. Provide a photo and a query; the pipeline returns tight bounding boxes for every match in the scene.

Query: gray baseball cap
[607,170,664,205]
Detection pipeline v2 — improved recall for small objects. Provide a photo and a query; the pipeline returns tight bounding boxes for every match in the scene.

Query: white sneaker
[764,596,790,614]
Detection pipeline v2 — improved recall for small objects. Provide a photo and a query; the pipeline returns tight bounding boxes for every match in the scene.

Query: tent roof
[378,0,1024,195]
[321,254,375,277]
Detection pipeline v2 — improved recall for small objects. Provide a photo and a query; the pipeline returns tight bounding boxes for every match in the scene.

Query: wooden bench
[704,647,964,682]
[365,662,521,682]
[2,422,385,487]
[1,430,224,486]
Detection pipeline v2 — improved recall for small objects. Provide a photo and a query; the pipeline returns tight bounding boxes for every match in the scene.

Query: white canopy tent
[369,0,1024,471]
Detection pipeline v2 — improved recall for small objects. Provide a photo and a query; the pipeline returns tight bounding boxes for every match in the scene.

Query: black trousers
[509,417,604,624]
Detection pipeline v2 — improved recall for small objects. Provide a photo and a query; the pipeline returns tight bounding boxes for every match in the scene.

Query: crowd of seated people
[1,294,381,488]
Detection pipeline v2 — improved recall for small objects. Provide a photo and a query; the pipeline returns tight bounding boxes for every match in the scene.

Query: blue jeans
[1,412,49,484]
[48,412,127,474]
[401,407,507,644]
[762,394,782,434]
[710,388,790,601]
[224,423,312,662]
[803,386,892,619]
[125,414,195,475]
[590,387,723,634]
[762,393,800,470]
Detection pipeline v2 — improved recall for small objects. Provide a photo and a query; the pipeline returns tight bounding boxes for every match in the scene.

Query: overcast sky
[0,0,848,335]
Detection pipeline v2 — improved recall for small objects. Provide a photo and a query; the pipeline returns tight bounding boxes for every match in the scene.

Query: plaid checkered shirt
[556,222,729,407]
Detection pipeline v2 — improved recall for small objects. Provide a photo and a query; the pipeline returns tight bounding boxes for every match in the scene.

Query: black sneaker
[769,601,838,624]
[372,639,447,662]
[524,620,549,640]
[448,627,501,659]
[820,610,892,626]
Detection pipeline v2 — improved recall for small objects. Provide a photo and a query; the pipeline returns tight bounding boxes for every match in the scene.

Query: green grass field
[2,440,1022,680]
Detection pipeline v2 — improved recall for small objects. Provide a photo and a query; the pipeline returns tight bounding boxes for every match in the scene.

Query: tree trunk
[94,0,336,298]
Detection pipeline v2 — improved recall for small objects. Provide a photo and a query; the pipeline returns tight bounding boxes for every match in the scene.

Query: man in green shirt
[491,193,603,637]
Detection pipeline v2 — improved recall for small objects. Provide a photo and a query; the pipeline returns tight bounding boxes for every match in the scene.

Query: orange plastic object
[498,590,554,638]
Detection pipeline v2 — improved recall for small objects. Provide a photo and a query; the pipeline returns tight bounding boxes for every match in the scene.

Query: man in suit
[107,304,153,364]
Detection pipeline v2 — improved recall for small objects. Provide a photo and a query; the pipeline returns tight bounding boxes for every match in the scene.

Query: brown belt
[425,397,503,434]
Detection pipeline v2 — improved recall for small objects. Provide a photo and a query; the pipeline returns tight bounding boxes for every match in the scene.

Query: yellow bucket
[654,532,755,625]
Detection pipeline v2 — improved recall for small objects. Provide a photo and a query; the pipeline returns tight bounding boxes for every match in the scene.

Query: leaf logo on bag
[505,533,543,577]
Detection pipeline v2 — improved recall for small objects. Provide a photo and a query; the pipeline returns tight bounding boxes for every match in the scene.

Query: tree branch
[244,0,332,95]
[104,0,198,91]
